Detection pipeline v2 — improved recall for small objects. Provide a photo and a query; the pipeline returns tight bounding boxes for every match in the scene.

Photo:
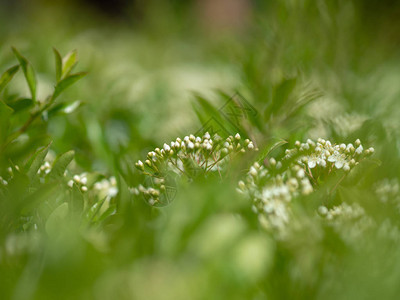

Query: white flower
[327,151,347,169]
[307,154,320,169]
[355,145,363,155]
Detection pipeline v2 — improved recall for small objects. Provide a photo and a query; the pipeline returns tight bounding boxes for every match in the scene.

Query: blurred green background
[1,0,400,299]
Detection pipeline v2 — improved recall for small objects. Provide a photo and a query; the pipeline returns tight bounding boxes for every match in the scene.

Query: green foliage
[1,1,400,299]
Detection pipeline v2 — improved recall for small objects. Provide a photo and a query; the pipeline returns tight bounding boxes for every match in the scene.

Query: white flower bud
[82,186,88,192]
[73,175,80,183]
[81,176,88,185]
[68,180,74,187]
[204,132,210,140]
[163,143,171,152]
[297,169,305,178]
[269,158,276,167]
[188,142,194,149]
[355,145,363,155]
[235,133,241,140]
[318,206,328,216]
[249,166,258,177]
[343,163,350,172]
[238,180,246,190]
[248,143,254,150]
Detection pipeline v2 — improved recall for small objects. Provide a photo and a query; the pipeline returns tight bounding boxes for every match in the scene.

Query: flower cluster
[374,178,400,213]
[239,138,374,233]
[284,138,374,172]
[317,202,375,248]
[238,161,313,232]
[68,173,89,192]
[134,132,257,206]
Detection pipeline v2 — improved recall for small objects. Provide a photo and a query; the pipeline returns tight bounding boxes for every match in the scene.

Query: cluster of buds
[67,173,89,192]
[238,162,314,232]
[93,177,118,199]
[374,178,400,213]
[0,176,8,186]
[238,138,375,233]
[134,132,257,206]
[37,161,52,176]
[285,138,374,173]
[317,202,375,247]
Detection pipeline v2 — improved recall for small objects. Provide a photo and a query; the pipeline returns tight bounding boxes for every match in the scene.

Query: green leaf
[52,72,87,101]
[70,183,84,215]
[21,182,59,213]
[12,47,37,102]
[6,98,34,113]
[45,202,69,236]
[61,49,77,79]
[0,100,14,144]
[25,142,52,180]
[48,150,75,180]
[53,48,62,82]
[256,139,288,165]
[47,100,83,118]
[0,64,19,93]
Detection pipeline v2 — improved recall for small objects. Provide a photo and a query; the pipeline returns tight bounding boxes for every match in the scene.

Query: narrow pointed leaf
[12,47,37,102]
[52,72,87,101]
[0,65,19,93]
[25,142,52,179]
[61,49,77,79]
[53,48,62,82]
[48,150,75,180]
[0,100,13,144]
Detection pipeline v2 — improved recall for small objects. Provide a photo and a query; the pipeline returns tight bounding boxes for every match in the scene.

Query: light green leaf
[45,202,69,236]
[25,142,52,180]
[48,150,75,180]
[70,183,84,215]
[256,139,288,165]
[61,49,77,79]
[0,64,19,93]
[0,100,13,144]
[53,48,62,82]
[52,72,87,101]
[12,47,37,102]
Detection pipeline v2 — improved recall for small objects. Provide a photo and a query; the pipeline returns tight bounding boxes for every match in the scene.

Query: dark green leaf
[12,47,37,102]
[0,64,19,93]
[21,182,59,213]
[7,98,34,113]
